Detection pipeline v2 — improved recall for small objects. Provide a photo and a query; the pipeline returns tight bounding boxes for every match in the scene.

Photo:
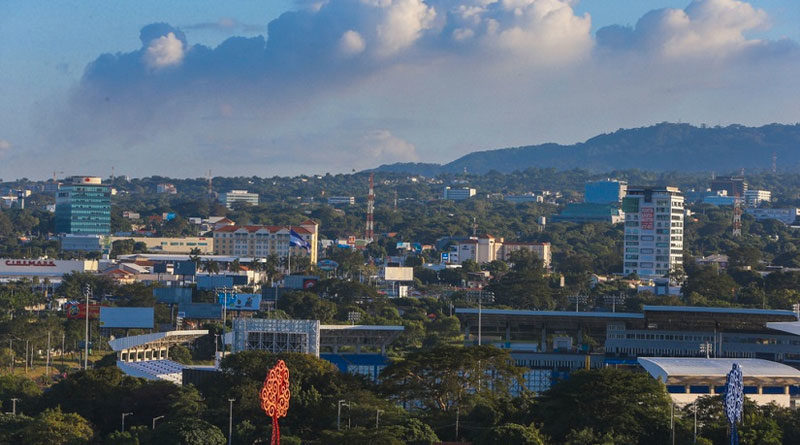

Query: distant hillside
[371,123,800,175]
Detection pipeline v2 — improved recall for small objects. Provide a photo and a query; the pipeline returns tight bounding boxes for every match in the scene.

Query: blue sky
[1,0,799,179]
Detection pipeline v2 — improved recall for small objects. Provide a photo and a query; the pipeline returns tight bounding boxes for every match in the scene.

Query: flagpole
[287,226,291,275]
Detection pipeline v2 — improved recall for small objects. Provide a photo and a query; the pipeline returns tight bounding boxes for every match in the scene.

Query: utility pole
[477,289,482,346]
[61,333,65,368]
[84,284,91,370]
[228,398,235,445]
[152,415,165,430]
[46,331,51,377]
[24,340,28,373]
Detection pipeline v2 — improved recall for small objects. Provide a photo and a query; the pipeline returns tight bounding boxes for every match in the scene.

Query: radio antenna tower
[772,152,777,174]
[206,169,214,198]
[365,173,375,242]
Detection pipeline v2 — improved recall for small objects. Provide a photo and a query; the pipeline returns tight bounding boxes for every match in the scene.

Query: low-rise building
[156,183,177,194]
[744,189,772,207]
[213,220,319,264]
[448,236,551,268]
[746,208,800,225]
[109,236,214,254]
[327,196,355,205]
[443,187,476,200]
[218,190,259,209]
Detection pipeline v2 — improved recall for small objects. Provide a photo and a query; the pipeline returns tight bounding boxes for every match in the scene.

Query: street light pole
[152,415,165,430]
[84,285,91,370]
[121,412,133,433]
[478,289,482,346]
[228,398,235,445]
[375,409,383,429]
[46,331,51,377]
[10,398,19,415]
[337,400,349,431]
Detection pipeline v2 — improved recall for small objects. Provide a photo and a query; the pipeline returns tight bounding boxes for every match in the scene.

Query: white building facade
[622,187,684,279]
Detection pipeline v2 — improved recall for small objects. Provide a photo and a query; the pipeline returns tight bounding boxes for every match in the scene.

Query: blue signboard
[217,293,262,311]
[317,259,339,271]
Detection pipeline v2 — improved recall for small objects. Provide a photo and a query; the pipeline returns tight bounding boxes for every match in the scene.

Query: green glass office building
[55,176,111,234]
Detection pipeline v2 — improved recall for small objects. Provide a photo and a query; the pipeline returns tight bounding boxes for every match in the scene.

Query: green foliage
[277,291,337,321]
[20,407,94,445]
[0,374,42,413]
[476,423,546,445]
[489,250,553,309]
[169,344,193,364]
[535,368,671,444]
[153,417,226,445]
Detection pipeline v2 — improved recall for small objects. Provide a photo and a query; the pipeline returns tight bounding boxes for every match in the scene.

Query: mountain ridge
[369,123,800,175]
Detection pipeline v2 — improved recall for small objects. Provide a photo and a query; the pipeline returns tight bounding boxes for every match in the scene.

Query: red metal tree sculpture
[260,360,291,445]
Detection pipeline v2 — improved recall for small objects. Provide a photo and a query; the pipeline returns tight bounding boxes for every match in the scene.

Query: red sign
[641,207,654,230]
[5,259,56,267]
[302,279,317,289]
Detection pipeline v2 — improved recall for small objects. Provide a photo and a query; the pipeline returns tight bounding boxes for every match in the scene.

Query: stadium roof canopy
[766,321,800,336]
[109,330,208,351]
[638,357,800,386]
[642,305,797,317]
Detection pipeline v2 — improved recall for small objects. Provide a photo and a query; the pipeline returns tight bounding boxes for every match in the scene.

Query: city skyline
[1,0,799,179]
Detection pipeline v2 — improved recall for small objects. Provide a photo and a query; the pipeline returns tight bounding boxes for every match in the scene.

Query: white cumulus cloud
[374,0,437,56]
[339,30,367,56]
[143,32,185,69]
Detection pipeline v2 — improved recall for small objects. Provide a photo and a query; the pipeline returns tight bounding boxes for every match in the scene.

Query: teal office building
[55,176,111,234]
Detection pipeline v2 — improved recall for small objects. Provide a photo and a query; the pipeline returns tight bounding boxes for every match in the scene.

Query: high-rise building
[711,176,747,198]
[55,176,111,235]
[218,190,259,209]
[585,180,627,204]
[622,187,684,279]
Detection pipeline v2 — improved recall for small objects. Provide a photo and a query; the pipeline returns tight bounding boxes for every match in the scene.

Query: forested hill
[372,123,800,175]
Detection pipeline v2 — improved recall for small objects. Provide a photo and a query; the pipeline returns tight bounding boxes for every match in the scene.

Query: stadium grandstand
[639,357,800,407]
[109,330,208,385]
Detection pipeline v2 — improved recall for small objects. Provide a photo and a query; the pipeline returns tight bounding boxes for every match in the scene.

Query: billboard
[197,275,234,290]
[153,287,193,305]
[174,261,196,276]
[178,303,222,320]
[217,293,262,311]
[384,266,414,281]
[65,302,102,320]
[641,207,654,230]
[99,307,154,329]
[284,275,319,290]
[317,259,338,271]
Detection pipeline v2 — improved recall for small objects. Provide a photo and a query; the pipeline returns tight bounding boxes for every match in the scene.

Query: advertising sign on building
[641,207,654,230]
[317,259,338,271]
[217,293,262,311]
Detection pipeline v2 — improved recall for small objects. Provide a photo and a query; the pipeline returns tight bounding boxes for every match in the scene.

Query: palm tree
[203,259,220,275]
[230,259,242,273]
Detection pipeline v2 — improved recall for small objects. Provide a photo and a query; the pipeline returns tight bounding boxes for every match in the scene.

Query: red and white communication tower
[365,173,375,242]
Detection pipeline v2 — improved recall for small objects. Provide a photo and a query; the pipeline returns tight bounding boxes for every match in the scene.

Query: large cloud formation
[43,0,800,176]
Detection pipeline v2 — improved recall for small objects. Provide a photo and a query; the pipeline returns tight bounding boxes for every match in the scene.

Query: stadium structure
[110,330,209,384]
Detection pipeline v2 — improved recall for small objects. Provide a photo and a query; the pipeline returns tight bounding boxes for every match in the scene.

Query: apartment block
[213,220,318,264]
[622,187,684,279]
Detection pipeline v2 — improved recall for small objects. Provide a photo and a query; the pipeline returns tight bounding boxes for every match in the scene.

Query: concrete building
[0,258,98,281]
[443,187,476,200]
[156,183,177,194]
[552,203,625,224]
[702,191,740,206]
[450,236,551,268]
[744,189,772,207]
[218,190,259,209]
[622,186,684,279]
[585,179,627,204]
[327,196,355,205]
[108,236,214,254]
[213,220,319,264]
[55,176,111,234]
[505,194,543,204]
[711,176,747,197]
[745,208,800,225]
